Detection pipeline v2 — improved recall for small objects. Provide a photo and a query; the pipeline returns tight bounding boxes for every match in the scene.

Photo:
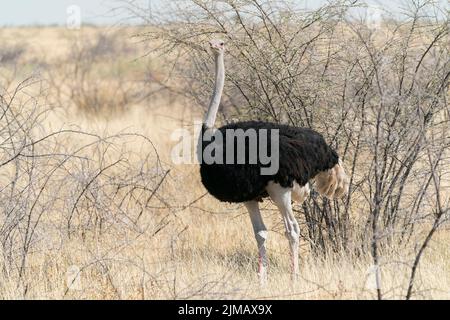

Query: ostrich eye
[220,42,224,46]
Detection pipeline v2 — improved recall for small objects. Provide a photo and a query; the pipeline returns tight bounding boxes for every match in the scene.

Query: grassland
[0,26,449,300]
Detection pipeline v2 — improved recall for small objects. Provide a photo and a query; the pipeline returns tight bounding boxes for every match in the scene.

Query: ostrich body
[199,40,349,282]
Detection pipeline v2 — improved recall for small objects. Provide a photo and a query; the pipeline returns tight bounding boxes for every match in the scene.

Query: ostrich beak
[208,40,224,52]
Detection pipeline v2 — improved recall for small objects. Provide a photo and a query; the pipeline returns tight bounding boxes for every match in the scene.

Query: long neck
[204,52,225,129]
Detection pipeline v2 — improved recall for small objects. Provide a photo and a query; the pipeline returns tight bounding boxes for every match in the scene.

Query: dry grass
[0,26,449,300]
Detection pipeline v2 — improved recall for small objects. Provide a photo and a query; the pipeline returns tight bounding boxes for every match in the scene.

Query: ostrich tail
[314,159,349,199]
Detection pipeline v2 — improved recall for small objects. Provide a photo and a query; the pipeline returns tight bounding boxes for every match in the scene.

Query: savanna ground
[0,1,449,300]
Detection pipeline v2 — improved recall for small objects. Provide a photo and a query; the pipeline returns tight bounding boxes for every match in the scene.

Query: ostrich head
[209,39,225,54]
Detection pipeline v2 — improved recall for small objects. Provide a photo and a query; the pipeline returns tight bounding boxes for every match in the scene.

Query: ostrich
[199,39,349,283]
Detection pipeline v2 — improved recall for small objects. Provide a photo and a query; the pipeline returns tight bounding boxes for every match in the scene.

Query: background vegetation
[0,0,449,299]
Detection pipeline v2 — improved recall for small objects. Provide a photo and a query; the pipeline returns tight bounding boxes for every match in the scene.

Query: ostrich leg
[266,182,300,279]
[244,201,268,284]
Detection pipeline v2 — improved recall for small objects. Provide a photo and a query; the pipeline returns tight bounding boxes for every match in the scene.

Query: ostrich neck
[204,52,225,129]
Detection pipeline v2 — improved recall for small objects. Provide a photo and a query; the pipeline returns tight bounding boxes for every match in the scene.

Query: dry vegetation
[0,0,449,300]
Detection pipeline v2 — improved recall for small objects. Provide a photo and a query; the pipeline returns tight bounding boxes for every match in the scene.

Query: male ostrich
[199,39,349,282]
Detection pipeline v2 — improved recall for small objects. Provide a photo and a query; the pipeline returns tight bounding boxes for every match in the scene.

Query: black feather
[199,121,339,203]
